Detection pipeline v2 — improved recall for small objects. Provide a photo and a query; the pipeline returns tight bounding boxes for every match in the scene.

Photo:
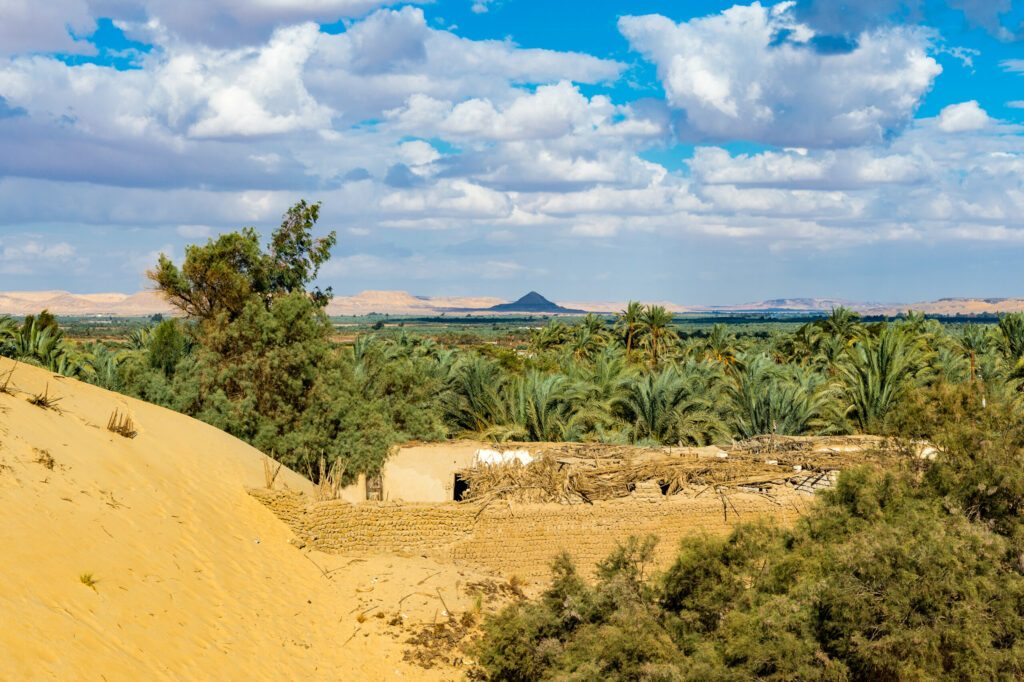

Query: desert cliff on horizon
[2,289,1024,317]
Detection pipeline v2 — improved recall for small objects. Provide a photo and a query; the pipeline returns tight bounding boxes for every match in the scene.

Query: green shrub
[472,411,1024,681]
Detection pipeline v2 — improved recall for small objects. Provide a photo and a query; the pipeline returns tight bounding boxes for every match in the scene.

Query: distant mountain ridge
[696,298,884,313]
[2,290,1024,317]
[0,290,174,317]
[486,292,584,314]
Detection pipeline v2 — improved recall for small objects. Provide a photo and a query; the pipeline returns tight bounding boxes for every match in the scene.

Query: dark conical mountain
[488,291,583,313]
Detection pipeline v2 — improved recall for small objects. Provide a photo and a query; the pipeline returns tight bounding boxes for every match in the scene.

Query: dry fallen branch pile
[458,437,898,505]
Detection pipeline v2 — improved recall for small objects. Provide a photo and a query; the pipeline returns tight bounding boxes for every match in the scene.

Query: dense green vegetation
[2,201,1024,483]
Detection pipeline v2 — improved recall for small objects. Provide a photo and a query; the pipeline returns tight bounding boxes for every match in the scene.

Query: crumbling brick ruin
[250,436,908,581]
[249,487,807,581]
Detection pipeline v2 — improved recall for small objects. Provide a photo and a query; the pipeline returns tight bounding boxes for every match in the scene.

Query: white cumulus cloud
[937,100,991,133]
[619,2,941,148]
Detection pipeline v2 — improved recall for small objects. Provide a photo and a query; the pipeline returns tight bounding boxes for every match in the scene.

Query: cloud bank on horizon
[1,0,1024,302]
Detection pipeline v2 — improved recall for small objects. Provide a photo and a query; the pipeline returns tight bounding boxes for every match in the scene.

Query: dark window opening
[659,480,671,496]
[453,474,470,502]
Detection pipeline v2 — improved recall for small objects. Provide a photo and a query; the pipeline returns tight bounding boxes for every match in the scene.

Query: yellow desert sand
[0,357,487,681]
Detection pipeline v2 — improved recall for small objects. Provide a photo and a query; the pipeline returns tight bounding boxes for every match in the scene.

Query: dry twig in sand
[79,573,98,592]
[34,448,55,470]
[107,410,138,438]
[29,384,62,411]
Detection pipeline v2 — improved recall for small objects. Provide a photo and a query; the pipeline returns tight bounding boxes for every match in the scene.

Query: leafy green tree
[171,292,335,471]
[149,200,336,322]
[147,319,187,377]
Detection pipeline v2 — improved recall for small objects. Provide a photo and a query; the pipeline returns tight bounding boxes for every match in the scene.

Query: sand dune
[0,358,488,680]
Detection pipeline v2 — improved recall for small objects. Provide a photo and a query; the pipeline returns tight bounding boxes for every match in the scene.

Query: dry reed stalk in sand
[106,409,137,438]
[263,453,283,489]
[314,455,345,501]
[29,384,62,411]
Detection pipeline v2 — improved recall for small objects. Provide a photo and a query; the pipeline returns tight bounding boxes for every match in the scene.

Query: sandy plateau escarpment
[0,358,508,681]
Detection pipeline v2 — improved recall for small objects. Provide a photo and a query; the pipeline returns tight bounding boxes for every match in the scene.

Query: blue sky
[2,0,1024,304]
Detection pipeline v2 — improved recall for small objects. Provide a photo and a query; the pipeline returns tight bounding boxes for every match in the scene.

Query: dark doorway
[366,474,383,501]
[453,474,470,501]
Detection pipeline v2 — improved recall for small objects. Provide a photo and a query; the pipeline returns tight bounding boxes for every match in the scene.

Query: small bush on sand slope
[473,403,1024,681]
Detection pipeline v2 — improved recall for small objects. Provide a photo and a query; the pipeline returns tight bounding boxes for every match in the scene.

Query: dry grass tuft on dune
[0,357,501,681]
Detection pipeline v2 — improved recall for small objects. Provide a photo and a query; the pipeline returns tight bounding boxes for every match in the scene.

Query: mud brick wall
[453,494,804,579]
[249,488,478,553]
[249,488,806,580]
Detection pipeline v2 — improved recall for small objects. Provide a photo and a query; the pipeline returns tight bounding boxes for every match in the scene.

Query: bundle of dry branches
[457,436,900,506]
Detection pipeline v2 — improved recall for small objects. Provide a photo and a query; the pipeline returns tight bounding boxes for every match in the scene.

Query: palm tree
[615,301,644,359]
[127,325,153,351]
[568,316,608,362]
[564,348,632,439]
[613,363,726,445]
[703,324,737,365]
[580,313,606,336]
[899,310,930,336]
[442,356,509,434]
[9,314,85,376]
[997,313,1024,363]
[839,325,924,433]
[502,371,575,441]
[822,306,863,342]
[83,342,124,390]
[814,333,848,376]
[727,354,837,438]
[529,320,570,353]
[956,324,988,384]
[639,305,675,368]
[0,315,16,347]
[776,320,822,365]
